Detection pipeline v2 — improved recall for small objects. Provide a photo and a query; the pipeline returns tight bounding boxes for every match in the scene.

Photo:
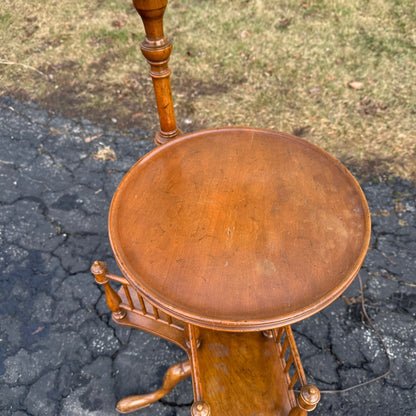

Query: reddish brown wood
[91,261,126,320]
[91,263,321,414]
[187,324,205,403]
[91,1,371,413]
[277,327,307,386]
[91,265,188,349]
[109,127,371,331]
[117,282,188,350]
[194,328,294,415]
[289,385,321,416]
[191,401,211,416]
[132,0,182,145]
[116,360,191,413]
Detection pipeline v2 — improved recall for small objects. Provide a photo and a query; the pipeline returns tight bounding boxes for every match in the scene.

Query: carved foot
[116,360,192,413]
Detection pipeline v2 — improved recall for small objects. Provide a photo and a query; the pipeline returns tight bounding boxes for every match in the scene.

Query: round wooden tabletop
[109,128,371,331]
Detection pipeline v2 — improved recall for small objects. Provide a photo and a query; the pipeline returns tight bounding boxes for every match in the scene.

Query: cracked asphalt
[0,96,415,415]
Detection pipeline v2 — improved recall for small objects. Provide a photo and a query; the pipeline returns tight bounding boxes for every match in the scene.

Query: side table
[92,127,371,415]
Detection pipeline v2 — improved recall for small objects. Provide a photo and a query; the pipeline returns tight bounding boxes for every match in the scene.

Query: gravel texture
[0,97,415,415]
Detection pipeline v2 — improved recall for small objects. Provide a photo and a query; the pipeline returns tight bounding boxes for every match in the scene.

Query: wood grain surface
[109,127,371,330]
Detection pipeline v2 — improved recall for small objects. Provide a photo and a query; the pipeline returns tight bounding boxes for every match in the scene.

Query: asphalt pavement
[0,96,415,415]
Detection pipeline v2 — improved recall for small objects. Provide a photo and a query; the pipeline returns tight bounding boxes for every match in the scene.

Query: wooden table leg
[116,360,191,413]
[187,324,212,415]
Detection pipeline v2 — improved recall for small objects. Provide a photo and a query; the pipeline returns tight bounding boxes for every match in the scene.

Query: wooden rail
[271,327,321,415]
[92,261,320,415]
[91,261,186,350]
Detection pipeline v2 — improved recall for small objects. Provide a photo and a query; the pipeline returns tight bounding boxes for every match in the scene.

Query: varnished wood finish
[133,0,182,145]
[92,263,188,350]
[91,0,371,413]
[192,328,294,415]
[191,401,211,416]
[109,127,371,331]
[91,263,320,414]
[116,360,192,413]
[117,283,188,350]
[91,261,126,320]
[288,385,321,416]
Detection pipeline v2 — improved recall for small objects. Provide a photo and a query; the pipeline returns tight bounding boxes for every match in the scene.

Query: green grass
[0,12,13,30]
[0,0,415,179]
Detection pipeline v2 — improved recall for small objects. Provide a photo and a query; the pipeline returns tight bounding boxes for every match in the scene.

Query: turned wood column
[133,0,182,145]
[91,261,126,320]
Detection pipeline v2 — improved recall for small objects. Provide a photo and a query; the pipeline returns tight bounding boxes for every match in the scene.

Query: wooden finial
[191,401,211,416]
[262,330,274,339]
[289,383,321,415]
[297,384,321,411]
[132,0,182,145]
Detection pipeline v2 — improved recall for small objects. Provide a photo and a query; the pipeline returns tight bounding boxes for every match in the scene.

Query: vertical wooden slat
[281,336,289,358]
[289,372,298,390]
[123,284,134,309]
[276,327,285,343]
[284,354,294,373]
[285,326,308,386]
[153,306,160,320]
[138,293,147,314]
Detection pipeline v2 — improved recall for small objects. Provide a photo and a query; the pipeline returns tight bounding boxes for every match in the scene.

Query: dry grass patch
[1,0,415,179]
